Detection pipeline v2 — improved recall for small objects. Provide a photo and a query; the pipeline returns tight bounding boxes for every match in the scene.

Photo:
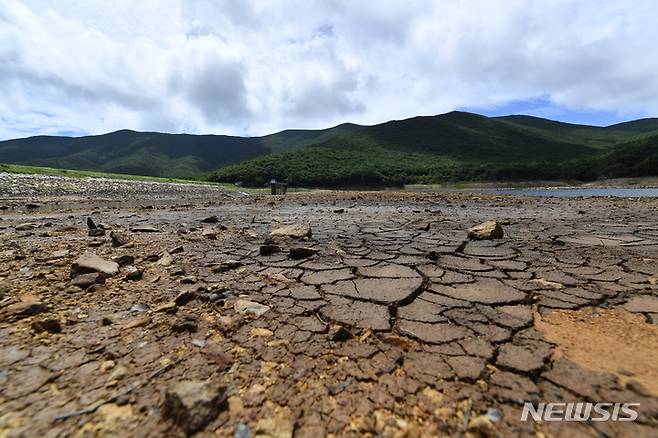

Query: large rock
[71,252,120,277]
[162,380,227,435]
[269,223,311,239]
[467,220,504,240]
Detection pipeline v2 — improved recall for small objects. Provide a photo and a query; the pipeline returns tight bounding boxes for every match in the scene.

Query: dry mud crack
[1,179,658,437]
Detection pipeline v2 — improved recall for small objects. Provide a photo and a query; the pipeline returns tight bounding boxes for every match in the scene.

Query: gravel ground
[1,175,657,437]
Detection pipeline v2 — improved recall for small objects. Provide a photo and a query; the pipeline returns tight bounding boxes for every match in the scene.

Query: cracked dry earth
[1,185,658,437]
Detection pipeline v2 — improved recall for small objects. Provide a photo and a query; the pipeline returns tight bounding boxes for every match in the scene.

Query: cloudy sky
[1,0,657,140]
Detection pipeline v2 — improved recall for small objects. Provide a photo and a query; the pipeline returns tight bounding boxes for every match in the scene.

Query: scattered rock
[88,228,105,237]
[110,231,131,247]
[269,223,311,239]
[123,265,143,281]
[51,249,70,259]
[131,225,159,233]
[2,300,48,321]
[467,220,504,240]
[122,315,152,329]
[169,245,184,254]
[174,290,196,306]
[201,215,219,223]
[130,303,150,313]
[234,299,270,317]
[71,252,120,277]
[157,251,174,266]
[259,244,280,256]
[71,272,105,289]
[202,229,217,239]
[114,255,135,266]
[328,324,352,342]
[162,380,227,436]
[171,314,198,333]
[31,318,62,334]
[212,260,242,272]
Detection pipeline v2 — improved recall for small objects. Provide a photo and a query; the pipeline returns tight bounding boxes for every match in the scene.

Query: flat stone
[398,320,472,343]
[429,279,526,304]
[445,355,486,380]
[234,299,270,316]
[158,251,174,266]
[321,295,390,330]
[71,252,119,277]
[131,225,159,232]
[269,223,311,239]
[2,300,48,321]
[71,272,105,289]
[496,340,553,373]
[162,380,227,435]
[357,263,419,278]
[323,277,422,303]
[624,295,658,313]
[301,268,354,285]
[467,220,504,240]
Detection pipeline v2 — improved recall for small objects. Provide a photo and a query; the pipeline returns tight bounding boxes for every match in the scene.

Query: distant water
[486,187,658,198]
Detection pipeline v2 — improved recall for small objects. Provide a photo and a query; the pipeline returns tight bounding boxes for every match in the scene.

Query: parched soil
[1,174,657,437]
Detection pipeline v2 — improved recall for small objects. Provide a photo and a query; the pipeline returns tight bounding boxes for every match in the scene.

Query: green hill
[2,111,658,185]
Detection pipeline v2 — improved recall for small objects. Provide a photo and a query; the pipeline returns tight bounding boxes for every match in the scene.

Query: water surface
[487,187,658,198]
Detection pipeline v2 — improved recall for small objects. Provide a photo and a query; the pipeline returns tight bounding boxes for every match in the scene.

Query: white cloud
[0,0,657,139]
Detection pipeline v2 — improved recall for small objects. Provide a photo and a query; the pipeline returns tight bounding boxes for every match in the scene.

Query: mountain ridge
[2,111,658,185]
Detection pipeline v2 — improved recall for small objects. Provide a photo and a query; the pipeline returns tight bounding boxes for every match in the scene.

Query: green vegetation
[0,163,236,188]
[2,111,658,188]
[211,112,658,187]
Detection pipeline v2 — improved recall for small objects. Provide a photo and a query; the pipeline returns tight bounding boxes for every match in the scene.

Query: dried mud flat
[1,176,658,437]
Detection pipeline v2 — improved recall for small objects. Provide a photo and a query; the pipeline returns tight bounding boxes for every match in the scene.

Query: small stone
[162,380,227,436]
[158,251,174,266]
[467,220,504,240]
[110,231,131,247]
[180,276,198,284]
[15,222,37,231]
[259,244,280,256]
[234,299,270,317]
[86,217,97,229]
[71,252,120,277]
[31,318,62,334]
[175,291,196,306]
[114,255,135,266]
[202,229,217,239]
[88,228,105,237]
[172,314,198,333]
[130,303,150,313]
[200,216,219,223]
[3,300,48,321]
[122,315,152,329]
[154,301,178,313]
[289,247,319,259]
[269,223,311,239]
[328,325,352,342]
[212,260,242,273]
[169,245,184,254]
[123,265,143,281]
[71,272,105,289]
[131,225,159,233]
[51,249,69,259]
